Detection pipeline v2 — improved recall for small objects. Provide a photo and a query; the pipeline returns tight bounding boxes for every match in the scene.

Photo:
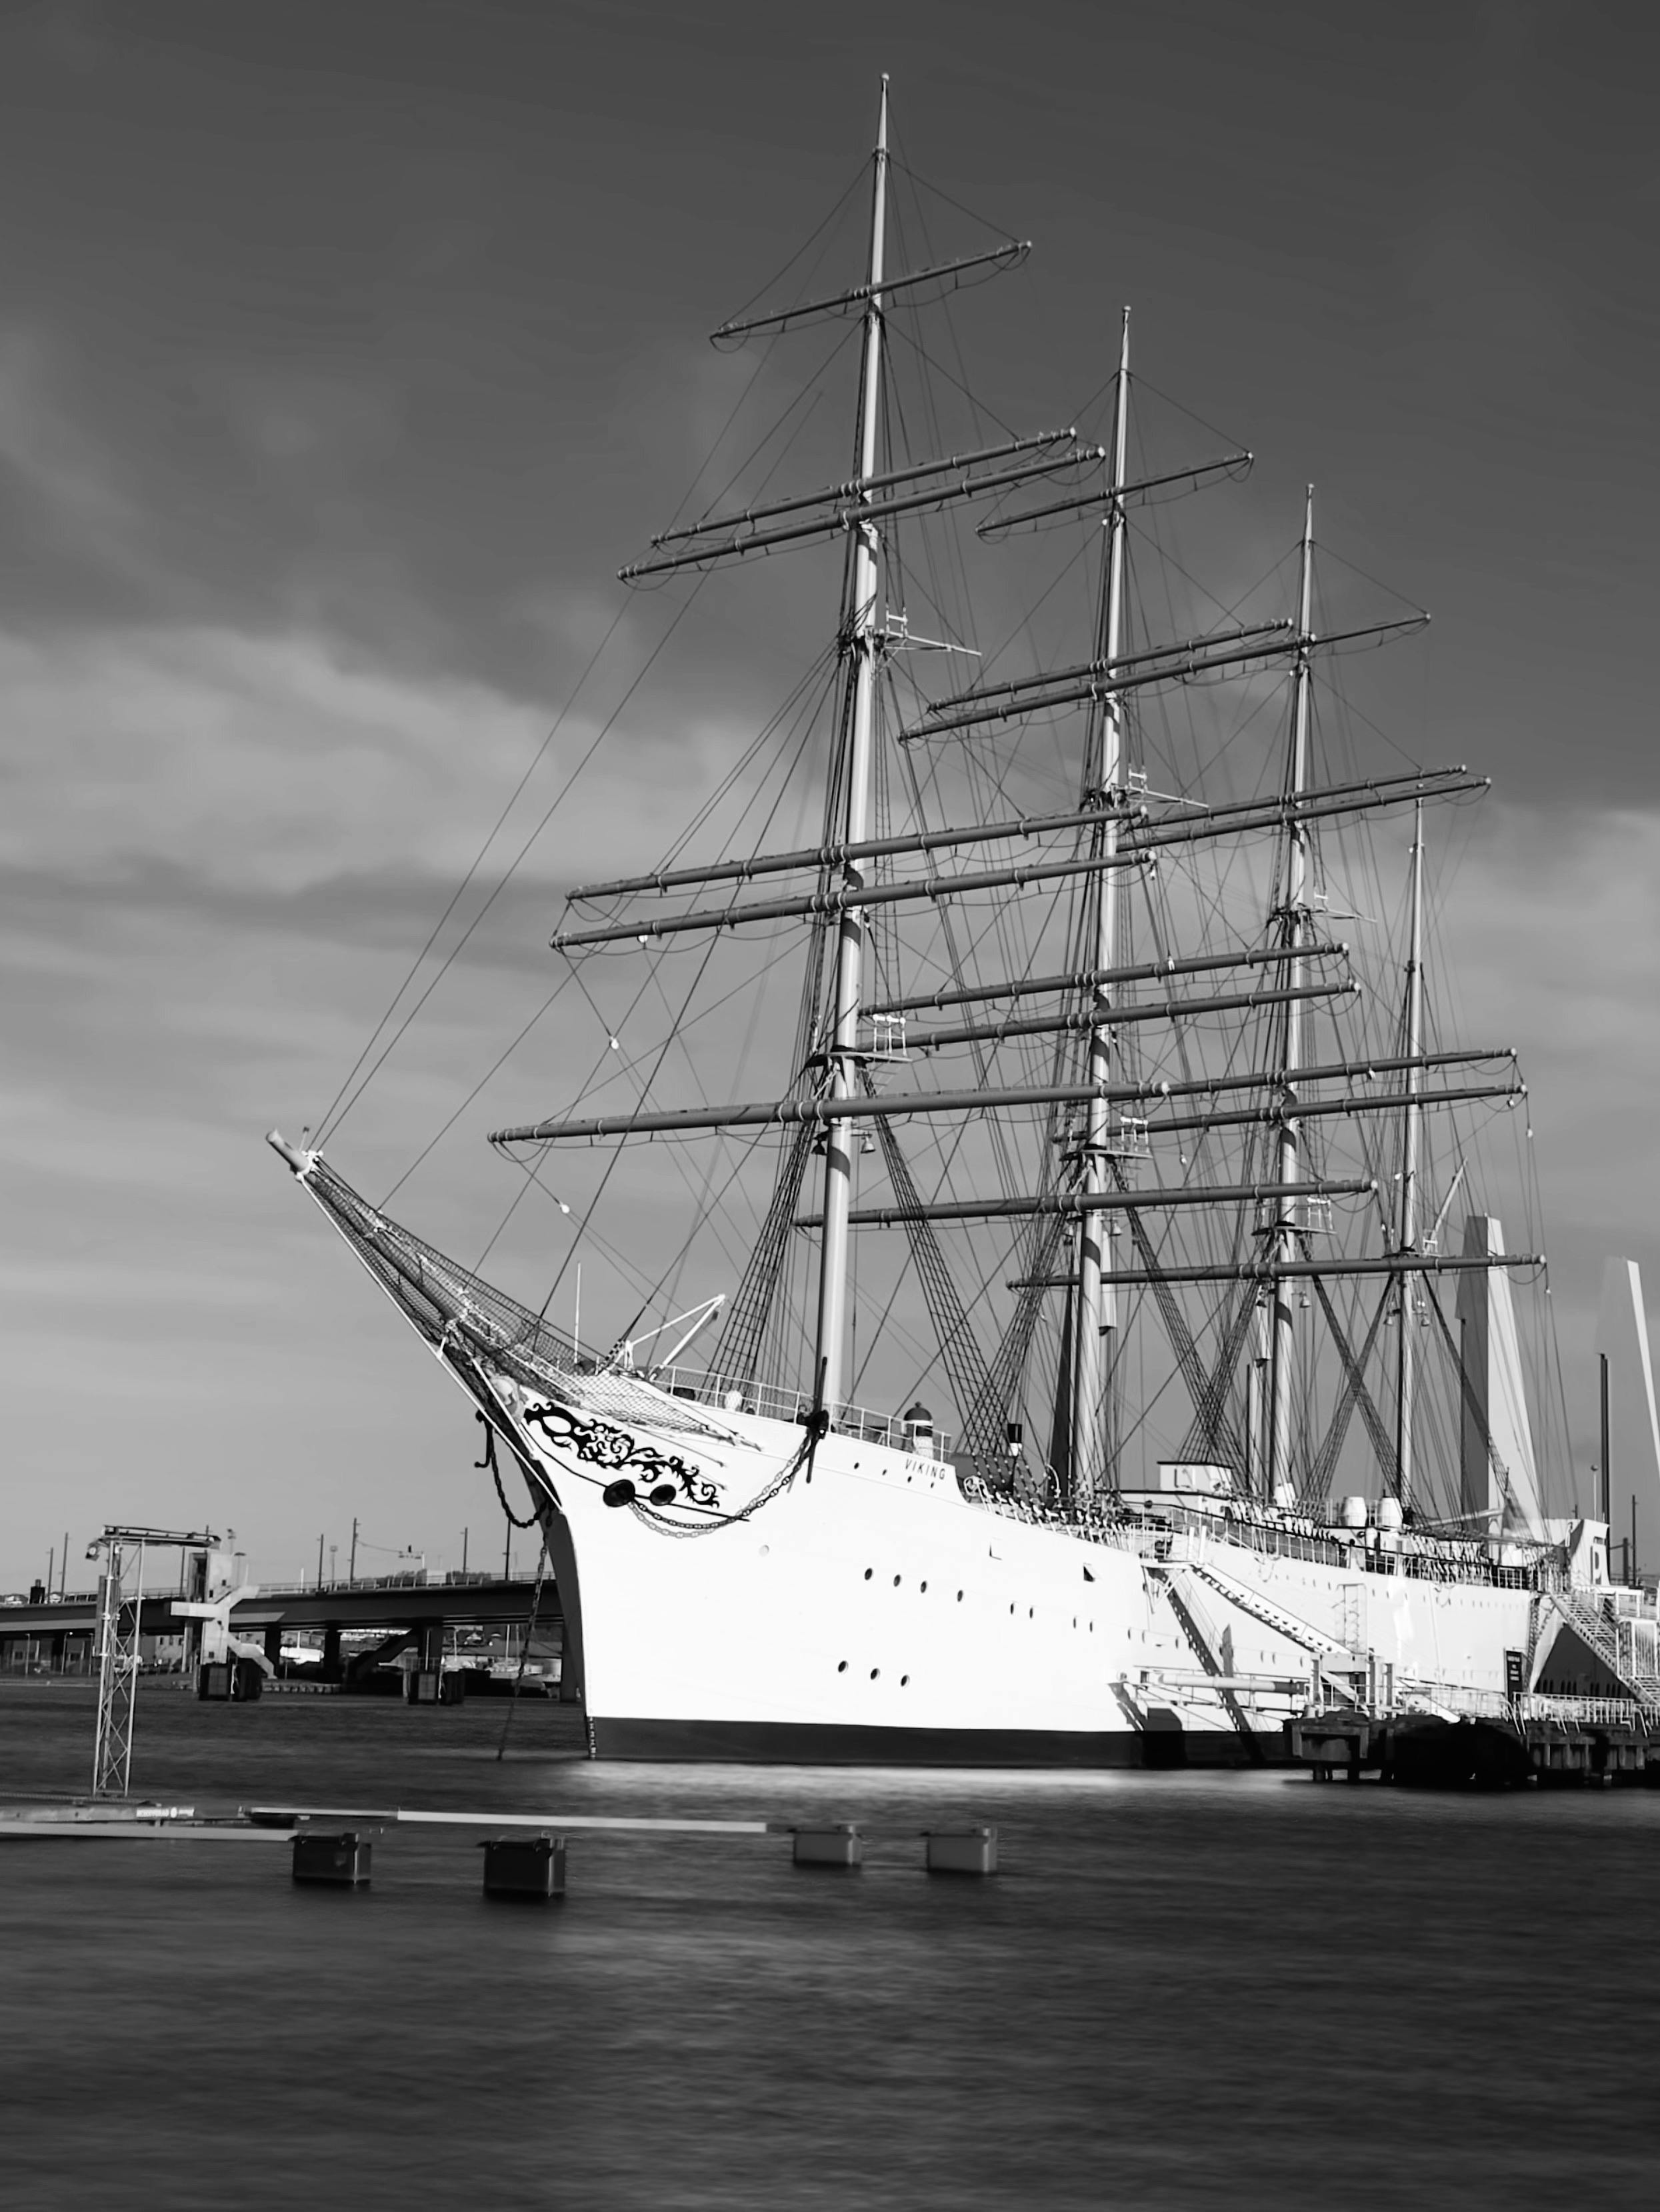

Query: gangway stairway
[1152,1567,1267,1762]
[1547,1593,1660,1710]
[1183,1559,1365,1709]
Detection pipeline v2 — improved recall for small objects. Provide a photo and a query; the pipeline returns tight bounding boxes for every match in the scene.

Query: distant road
[0,1577,558,1647]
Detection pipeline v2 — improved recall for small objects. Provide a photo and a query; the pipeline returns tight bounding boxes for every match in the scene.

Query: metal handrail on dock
[1518,1694,1651,1729]
[245,1802,775,1835]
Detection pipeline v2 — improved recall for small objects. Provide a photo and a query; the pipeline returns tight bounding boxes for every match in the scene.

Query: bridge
[0,1576,560,1683]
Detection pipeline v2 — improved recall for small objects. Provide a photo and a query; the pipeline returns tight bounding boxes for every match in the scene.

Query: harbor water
[1,1681,1653,2209]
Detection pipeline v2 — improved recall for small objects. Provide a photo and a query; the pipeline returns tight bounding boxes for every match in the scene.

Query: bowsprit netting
[294,1151,739,1443]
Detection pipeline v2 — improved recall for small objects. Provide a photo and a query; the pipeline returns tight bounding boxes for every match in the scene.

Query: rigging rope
[961,1209,1070,1483]
[867,1072,994,1445]
[1179,1283,1257,1469]
[1421,1277,1522,1526]
[1111,1161,1247,1475]
[711,1119,817,1390]
[1307,1279,1396,1497]
[709,618,857,1391]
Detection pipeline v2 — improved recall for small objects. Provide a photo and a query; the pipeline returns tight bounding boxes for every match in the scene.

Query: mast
[1266,487,1315,1499]
[1394,801,1425,1502]
[1069,311,1131,1501]
[813,77,889,1417]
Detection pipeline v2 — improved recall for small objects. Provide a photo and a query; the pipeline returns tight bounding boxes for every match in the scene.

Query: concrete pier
[1289,1705,1660,1788]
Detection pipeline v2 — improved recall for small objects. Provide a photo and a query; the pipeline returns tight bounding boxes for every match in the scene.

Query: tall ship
[272,85,1653,1763]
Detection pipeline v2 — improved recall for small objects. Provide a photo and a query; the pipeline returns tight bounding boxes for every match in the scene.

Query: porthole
[1028,1607,1034,1619]
[863,1568,873,1581]
[837,1660,847,1673]
[957,1591,963,1602]
[920,1580,928,1593]
[1009,1603,1015,1615]
[893,1575,901,1587]
[901,1674,910,1687]
[870,1667,881,1681]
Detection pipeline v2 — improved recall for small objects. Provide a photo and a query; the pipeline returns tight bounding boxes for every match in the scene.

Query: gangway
[1178,1557,1369,1711]
[1187,1559,1357,1663]
[1153,1567,1266,1761]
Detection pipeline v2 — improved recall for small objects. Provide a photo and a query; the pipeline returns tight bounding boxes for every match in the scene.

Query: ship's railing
[1223,1522,1353,1571]
[1107,1520,1212,1565]
[1394,1680,1514,1720]
[646,1367,951,1459]
[1390,1683,1659,1727]
[958,1487,1150,1550]
[939,1486,1569,1605]
[1520,1694,1656,1727]
[1373,1549,1559,1592]
[1205,1515,1562,1591]
[980,1493,1570,1595]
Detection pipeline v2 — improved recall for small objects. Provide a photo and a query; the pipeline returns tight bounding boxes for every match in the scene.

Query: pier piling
[481,1834,566,1899]
[791,1823,863,1868]
[291,1830,372,1887]
[923,1826,999,1875]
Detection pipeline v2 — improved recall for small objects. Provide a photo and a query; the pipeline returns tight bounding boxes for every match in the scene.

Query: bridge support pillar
[322,1624,342,1683]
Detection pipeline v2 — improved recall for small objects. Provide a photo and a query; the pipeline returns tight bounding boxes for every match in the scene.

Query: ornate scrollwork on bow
[523,1400,722,1507]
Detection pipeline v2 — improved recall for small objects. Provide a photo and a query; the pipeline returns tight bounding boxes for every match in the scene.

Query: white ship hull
[497,1375,1163,1762]
[484,1368,1553,1766]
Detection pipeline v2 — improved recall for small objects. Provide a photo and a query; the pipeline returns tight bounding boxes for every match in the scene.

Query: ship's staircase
[1545,1593,1660,1711]
[1153,1567,1266,1762]
[1187,1562,1361,1673]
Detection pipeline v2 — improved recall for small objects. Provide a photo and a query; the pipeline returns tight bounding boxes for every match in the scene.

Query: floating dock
[0,1804,292,1843]
[0,1799,1000,1878]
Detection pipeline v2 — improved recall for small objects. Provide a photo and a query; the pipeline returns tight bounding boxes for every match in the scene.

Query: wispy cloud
[0,618,744,897]
[1,2,1657,1585]
[0,327,151,581]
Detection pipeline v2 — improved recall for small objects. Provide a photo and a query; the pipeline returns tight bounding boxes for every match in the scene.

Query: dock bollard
[791,1823,863,1869]
[923,1826,998,1877]
[291,1830,371,1887]
[481,1834,567,1901]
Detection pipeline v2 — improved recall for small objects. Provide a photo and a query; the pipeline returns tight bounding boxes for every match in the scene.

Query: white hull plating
[484,1370,1555,1765]
[495,1376,1165,1759]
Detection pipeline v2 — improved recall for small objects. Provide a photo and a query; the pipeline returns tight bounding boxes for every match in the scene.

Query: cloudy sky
[3,0,1656,1588]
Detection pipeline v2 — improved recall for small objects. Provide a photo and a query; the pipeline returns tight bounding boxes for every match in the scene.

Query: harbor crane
[87,1525,219,1798]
